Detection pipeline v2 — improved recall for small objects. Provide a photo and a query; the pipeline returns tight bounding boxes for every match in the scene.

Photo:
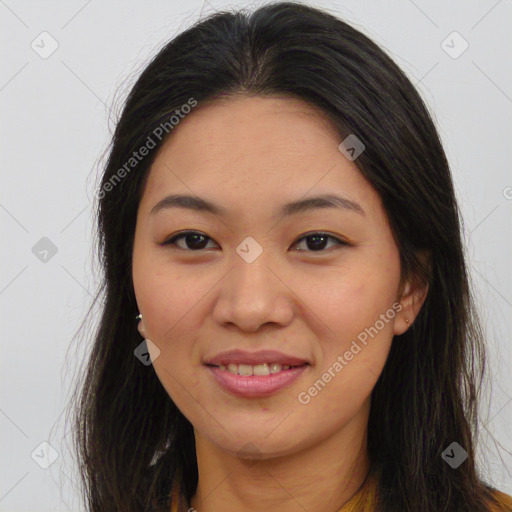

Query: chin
[203,427,303,461]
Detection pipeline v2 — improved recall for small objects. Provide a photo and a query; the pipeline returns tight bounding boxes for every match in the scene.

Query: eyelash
[161,230,349,253]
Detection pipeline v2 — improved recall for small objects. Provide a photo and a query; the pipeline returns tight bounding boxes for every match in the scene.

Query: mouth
[203,349,311,396]
[205,362,309,397]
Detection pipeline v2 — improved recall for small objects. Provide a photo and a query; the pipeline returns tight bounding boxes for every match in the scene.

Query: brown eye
[163,231,217,251]
[293,233,348,252]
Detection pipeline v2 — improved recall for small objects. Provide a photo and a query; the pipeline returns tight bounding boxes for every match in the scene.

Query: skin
[132,95,429,512]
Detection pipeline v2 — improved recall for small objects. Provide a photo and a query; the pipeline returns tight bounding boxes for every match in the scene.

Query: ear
[394,250,431,336]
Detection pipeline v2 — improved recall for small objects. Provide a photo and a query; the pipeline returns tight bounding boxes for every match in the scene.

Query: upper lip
[204,349,310,367]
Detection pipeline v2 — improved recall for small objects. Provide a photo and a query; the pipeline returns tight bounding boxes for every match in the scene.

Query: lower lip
[206,364,309,397]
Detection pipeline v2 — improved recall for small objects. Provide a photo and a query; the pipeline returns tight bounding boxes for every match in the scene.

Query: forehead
[139,95,382,221]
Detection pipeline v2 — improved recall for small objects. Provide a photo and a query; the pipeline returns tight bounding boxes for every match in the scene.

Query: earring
[136,313,145,334]
[405,318,410,327]
[133,314,158,365]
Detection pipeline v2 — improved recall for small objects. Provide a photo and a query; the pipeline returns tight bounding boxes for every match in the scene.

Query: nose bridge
[232,244,278,309]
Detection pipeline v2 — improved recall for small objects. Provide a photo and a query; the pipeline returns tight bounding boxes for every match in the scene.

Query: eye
[293,232,349,252]
[162,231,217,251]
[162,230,349,252]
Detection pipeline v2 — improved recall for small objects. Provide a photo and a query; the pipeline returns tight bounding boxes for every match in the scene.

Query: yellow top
[335,471,512,512]
[169,470,512,512]
[488,488,512,512]
[336,470,378,511]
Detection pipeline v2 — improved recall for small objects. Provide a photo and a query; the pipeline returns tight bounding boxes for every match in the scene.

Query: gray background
[1,0,511,510]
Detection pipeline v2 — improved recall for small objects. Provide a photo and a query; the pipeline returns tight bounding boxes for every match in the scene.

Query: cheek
[136,264,208,371]
[140,269,205,419]
[132,256,203,410]
[299,286,396,424]
[298,255,399,400]
[303,263,399,346]
[134,253,201,339]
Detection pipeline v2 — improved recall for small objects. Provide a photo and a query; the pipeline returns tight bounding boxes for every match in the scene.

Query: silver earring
[405,318,410,326]
[136,313,145,334]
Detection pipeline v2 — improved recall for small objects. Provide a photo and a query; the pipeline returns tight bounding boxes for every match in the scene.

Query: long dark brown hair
[67,2,508,510]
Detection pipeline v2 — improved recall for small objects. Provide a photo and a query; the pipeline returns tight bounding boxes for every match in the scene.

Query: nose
[212,257,294,333]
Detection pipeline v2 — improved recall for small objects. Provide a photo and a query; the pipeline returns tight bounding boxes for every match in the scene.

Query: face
[132,95,410,459]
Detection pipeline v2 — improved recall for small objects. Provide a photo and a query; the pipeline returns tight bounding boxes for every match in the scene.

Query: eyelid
[161,230,350,251]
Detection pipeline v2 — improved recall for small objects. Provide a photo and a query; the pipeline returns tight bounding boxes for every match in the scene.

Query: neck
[189,401,371,512]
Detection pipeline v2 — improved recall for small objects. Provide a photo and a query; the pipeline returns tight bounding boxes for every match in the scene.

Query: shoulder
[486,487,512,512]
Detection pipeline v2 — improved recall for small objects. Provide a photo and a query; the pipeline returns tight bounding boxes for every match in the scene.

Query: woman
[70,2,512,511]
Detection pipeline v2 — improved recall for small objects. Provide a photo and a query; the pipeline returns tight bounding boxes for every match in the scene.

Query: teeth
[238,364,253,376]
[269,363,282,374]
[219,362,299,376]
[253,363,270,376]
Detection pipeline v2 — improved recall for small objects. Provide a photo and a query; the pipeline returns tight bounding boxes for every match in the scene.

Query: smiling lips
[204,349,310,397]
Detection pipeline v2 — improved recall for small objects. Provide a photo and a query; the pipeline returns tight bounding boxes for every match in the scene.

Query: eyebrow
[150,193,366,218]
